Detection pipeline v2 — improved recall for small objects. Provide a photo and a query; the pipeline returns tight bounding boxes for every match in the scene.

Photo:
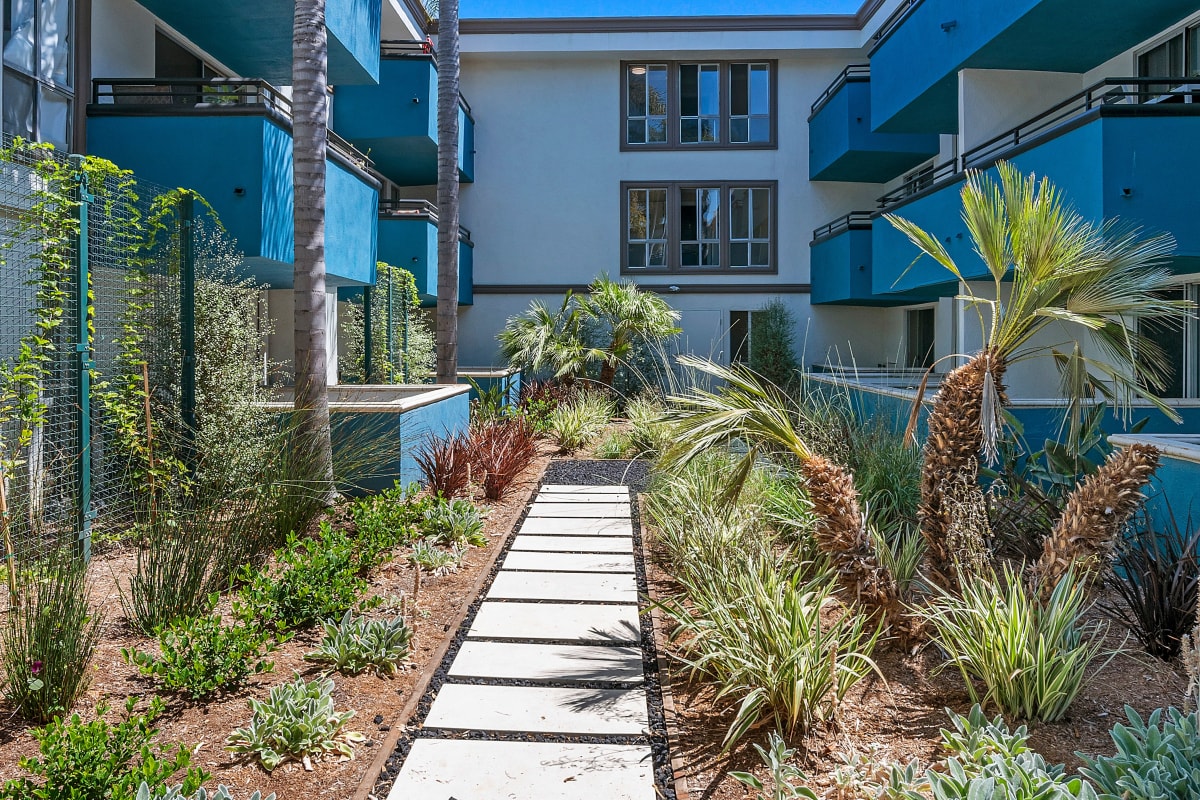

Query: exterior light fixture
[668,285,680,292]
[630,66,646,75]
[941,20,957,31]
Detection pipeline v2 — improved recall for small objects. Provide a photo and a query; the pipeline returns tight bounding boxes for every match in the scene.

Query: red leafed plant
[471,417,538,500]
[415,432,472,498]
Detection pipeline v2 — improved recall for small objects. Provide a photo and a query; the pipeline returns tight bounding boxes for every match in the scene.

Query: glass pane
[627,118,645,144]
[680,117,698,143]
[701,243,719,266]
[3,0,36,72]
[647,65,667,115]
[39,0,70,86]
[3,70,34,139]
[751,242,770,267]
[1190,28,1200,77]
[629,190,647,237]
[649,242,666,266]
[730,242,748,267]
[648,189,667,239]
[628,66,647,116]
[648,118,666,142]
[730,188,749,238]
[681,243,699,267]
[730,63,748,116]
[730,311,750,362]
[752,189,770,238]
[627,244,645,269]
[750,64,769,115]
[700,118,719,142]
[750,116,770,143]
[39,83,69,149]
[700,189,720,240]
[730,118,748,144]
[680,64,698,116]
[680,189,697,241]
[699,65,719,115]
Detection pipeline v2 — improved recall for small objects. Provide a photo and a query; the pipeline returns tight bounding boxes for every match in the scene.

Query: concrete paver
[467,601,641,643]
[448,641,644,684]
[537,492,632,504]
[509,535,633,553]
[527,502,631,518]
[424,684,649,734]
[541,484,631,494]
[488,570,638,603]
[502,550,635,572]
[520,517,634,536]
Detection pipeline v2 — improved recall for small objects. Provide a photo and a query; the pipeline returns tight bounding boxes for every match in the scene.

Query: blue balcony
[135,0,380,85]
[868,0,1200,133]
[377,200,474,306]
[86,79,380,288]
[872,79,1200,297]
[811,213,939,305]
[809,65,940,183]
[332,43,475,186]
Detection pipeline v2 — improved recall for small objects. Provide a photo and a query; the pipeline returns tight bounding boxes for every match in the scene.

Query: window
[1136,24,1200,98]
[155,31,221,80]
[3,0,72,150]
[621,181,776,273]
[622,61,776,149]
[1138,287,1191,399]
[905,308,935,369]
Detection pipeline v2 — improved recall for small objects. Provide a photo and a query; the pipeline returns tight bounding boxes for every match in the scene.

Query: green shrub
[235,524,375,631]
[921,567,1109,722]
[547,391,614,451]
[625,393,671,456]
[408,540,463,576]
[351,482,428,560]
[137,785,275,800]
[420,498,486,547]
[1,553,103,722]
[659,557,878,747]
[123,609,277,699]
[730,733,818,800]
[225,675,364,771]
[1,697,206,799]
[880,706,1098,799]
[305,611,413,675]
[1080,706,1200,800]
[595,430,635,459]
[748,299,800,389]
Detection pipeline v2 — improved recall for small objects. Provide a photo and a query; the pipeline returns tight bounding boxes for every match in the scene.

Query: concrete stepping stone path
[387,483,661,800]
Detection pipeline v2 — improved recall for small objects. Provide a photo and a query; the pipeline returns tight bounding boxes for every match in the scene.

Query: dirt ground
[0,446,552,796]
[644,534,1189,800]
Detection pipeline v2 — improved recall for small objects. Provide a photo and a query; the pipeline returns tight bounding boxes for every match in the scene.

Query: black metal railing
[874,76,1200,210]
[809,64,870,119]
[378,199,472,242]
[812,211,872,243]
[89,78,373,171]
[868,0,922,54]
[382,38,434,58]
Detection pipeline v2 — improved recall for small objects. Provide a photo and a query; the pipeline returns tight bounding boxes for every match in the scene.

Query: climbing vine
[339,262,434,384]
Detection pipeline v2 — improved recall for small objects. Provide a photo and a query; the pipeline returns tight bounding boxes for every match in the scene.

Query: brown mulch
[643,528,1188,800]
[0,445,552,796]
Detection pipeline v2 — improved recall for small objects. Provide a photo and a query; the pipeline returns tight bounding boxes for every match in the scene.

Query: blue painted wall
[88,114,378,287]
[872,114,1200,297]
[377,215,473,304]
[133,0,379,85]
[1144,452,1200,520]
[811,228,874,304]
[333,57,474,185]
[461,370,521,404]
[809,79,939,182]
[869,0,1200,133]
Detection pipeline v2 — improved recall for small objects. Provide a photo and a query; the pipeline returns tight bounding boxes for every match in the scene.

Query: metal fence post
[402,292,410,383]
[386,271,394,380]
[70,155,94,561]
[179,193,197,443]
[363,286,374,384]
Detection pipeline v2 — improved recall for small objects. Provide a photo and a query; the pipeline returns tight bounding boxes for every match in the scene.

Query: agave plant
[885,161,1189,590]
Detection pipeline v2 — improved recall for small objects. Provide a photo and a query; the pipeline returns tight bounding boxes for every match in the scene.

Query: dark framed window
[621,181,777,274]
[3,0,73,150]
[621,60,776,150]
[730,310,751,363]
[905,307,935,369]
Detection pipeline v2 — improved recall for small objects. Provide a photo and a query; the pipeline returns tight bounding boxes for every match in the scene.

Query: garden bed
[0,447,553,798]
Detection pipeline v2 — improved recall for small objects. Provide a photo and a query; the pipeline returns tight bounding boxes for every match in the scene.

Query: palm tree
[885,161,1188,589]
[497,292,591,381]
[435,0,460,383]
[579,277,681,388]
[663,356,908,635]
[292,0,334,487]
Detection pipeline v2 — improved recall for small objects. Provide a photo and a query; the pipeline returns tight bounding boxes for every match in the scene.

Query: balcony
[377,200,474,306]
[871,78,1200,296]
[134,0,380,85]
[811,213,938,305]
[332,42,475,186]
[868,0,1200,133]
[86,79,380,288]
[809,65,940,183]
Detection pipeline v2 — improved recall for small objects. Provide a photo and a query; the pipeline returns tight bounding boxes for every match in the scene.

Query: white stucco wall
[267,289,341,386]
[958,69,1084,154]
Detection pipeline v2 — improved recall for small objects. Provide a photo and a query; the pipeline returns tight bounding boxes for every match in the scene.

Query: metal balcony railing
[868,0,922,54]
[89,78,373,171]
[378,39,473,117]
[809,64,870,119]
[378,198,473,243]
[811,211,872,243]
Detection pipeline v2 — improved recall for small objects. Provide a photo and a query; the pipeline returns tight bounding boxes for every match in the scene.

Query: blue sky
[461,1,862,18]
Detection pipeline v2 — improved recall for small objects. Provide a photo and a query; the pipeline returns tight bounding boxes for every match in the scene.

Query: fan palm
[885,161,1189,588]
[497,292,591,380]
[663,356,908,635]
[579,276,681,387]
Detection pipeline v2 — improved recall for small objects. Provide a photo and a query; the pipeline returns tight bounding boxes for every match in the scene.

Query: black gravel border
[370,458,676,800]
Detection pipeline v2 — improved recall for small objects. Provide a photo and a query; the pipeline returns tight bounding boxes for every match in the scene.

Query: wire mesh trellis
[340,264,434,385]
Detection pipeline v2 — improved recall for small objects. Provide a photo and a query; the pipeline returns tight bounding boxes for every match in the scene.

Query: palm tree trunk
[292,0,334,487]
[435,0,460,384]
[920,348,1007,589]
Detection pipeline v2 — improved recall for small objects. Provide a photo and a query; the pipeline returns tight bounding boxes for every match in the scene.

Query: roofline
[427,0,887,35]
